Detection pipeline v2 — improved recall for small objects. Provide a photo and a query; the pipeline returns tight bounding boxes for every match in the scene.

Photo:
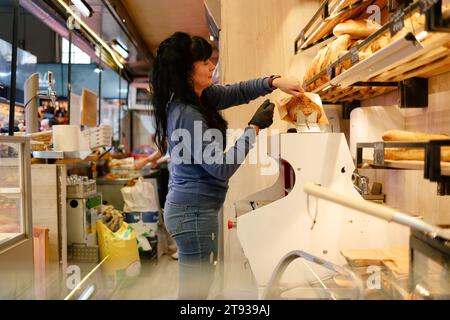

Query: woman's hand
[248,99,275,131]
[272,76,304,97]
[134,158,149,170]
[150,160,159,169]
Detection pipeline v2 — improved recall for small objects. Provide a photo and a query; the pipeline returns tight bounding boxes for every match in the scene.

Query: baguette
[333,19,381,39]
[382,130,450,142]
[383,130,450,162]
[384,148,450,162]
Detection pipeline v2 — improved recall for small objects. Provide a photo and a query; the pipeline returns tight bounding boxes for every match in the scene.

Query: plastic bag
[97,220,141,287]
[123,212,159,252]
[121,177,159,213]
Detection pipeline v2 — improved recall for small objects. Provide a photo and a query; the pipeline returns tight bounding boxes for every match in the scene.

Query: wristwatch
[268,75,281,90]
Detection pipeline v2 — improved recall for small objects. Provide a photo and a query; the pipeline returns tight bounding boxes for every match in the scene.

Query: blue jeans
[164,200,220,299]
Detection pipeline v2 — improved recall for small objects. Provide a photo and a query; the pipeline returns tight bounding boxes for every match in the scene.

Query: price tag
[389,9,405,37]
[419,0,439,14]
[350,47,359,65]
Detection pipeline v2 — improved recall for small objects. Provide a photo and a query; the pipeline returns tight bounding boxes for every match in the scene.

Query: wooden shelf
[296,0,386,52]
[362,159,450,175]
[303,1,450,103]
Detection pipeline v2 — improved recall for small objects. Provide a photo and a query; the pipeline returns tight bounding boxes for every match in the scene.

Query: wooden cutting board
[341,245,409,277]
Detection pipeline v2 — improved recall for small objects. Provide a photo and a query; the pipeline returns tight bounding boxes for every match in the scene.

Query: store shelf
[302,1,450,103]
[356,140,450,195]
[361,159,450,175]
[295,0,380,52]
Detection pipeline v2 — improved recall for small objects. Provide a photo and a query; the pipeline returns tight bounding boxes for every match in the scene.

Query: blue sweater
[166,77,273,208]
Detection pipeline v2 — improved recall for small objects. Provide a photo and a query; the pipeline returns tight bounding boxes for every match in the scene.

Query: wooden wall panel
[360,71,450,225]
[359,168,450,226]
[404,72,450,135]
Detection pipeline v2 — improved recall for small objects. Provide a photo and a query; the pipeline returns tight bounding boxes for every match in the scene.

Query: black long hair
[151,32,228,154]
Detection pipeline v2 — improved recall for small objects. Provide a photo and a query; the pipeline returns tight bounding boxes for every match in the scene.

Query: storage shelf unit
[298,0,450,103]
[295,0,380,52]
[356,140,450,195]
[362,159,450,175]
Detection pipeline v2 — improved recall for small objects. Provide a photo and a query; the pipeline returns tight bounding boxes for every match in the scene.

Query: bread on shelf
[333,19,381,39]
[384,148,450,162]
[304,17,387,91]
[382,130,450,162]
[382,130,450,142]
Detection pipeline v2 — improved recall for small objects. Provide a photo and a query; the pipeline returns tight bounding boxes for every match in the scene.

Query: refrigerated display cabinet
[0,136,34,299]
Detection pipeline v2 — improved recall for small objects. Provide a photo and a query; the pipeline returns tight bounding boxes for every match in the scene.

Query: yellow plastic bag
[97,220,141,287]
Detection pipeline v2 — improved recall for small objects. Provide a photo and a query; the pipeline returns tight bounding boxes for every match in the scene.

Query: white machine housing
[236,132,409,291]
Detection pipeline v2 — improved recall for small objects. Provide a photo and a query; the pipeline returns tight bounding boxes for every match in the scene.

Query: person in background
[135,148,171,209]
[135,148,177,259]
[55,104,68,124]
[152,31,304,299]
[40,117,58,132]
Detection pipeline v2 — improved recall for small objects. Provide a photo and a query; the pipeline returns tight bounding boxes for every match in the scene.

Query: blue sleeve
[202,77,274,111]
[170,107,257,180]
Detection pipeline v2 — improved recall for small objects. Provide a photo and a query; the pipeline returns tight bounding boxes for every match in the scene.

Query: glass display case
[409,229,450,299]
[0,136,33,299]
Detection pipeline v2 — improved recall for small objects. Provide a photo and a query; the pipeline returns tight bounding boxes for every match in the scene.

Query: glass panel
[0,141,24,244]
[412,250,450,299]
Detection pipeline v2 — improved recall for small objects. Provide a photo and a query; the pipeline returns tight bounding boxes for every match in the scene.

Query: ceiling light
[58,0,123,69]
[94,67,103,73]
[71,0,93,18]
[209,35,214,41]
[111,39,129,59]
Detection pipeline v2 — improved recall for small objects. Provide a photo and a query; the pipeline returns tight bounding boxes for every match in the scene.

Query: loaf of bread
[391,13,426,42]
[370,34,390,53]
[384,148,450,162]
[382,130,450,142]
[324,35,354,81]
[304,46,328,91]
[304,35,355,90]
[383,130,450,162]
[333,19,381,39]
[325,35,354,64]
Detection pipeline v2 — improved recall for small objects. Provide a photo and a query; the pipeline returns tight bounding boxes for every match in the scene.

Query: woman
[152,32,303,299]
